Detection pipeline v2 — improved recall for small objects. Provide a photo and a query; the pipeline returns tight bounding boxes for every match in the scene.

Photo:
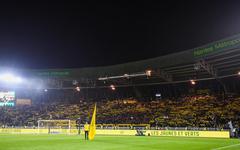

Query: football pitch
[0,134,239,150]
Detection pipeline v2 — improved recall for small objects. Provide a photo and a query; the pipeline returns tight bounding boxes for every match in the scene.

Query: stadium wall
[0,128,230,138]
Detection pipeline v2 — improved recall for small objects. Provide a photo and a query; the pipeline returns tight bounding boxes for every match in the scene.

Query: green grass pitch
[0,134,239,150]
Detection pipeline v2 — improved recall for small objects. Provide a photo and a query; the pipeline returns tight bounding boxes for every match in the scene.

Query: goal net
[37,120,72,134]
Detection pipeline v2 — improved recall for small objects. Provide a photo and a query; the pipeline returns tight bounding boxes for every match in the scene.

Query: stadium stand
[1,93,239,130]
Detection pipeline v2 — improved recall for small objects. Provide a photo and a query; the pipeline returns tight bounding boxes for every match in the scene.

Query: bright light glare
[0,73,23,83]
[15,77,23,83]
[146,70,152,76]
[76,86,80,92]
[190,79,196,85]
[110,84,116,90]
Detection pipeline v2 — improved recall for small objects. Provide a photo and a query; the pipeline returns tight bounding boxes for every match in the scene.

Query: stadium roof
[2,34,240,89]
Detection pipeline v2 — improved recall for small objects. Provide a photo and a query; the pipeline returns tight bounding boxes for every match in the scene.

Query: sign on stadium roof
[193,34,240,57]
[28,69,72,78]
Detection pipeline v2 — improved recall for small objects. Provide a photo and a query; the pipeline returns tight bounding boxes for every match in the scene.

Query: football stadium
[1,34,240,150]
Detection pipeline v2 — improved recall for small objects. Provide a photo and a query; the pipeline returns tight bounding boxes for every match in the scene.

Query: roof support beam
[98,72,148,81]
[194,59,218,77]
[155,69,172,82]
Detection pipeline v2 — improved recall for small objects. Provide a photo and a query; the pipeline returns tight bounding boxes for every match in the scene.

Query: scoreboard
[0,91,15,106]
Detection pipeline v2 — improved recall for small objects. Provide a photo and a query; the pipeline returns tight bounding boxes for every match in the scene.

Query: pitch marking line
[212,143,240,150]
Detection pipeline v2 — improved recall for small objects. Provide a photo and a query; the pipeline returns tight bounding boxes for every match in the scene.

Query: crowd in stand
[0,94,240,129]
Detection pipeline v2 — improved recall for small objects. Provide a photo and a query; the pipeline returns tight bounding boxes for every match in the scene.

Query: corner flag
[89,103,96,140]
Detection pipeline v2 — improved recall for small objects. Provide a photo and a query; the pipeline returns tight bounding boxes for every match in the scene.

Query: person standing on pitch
[84,122,90,140]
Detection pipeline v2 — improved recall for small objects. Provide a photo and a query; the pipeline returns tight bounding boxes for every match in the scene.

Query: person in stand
[84,122,89,140]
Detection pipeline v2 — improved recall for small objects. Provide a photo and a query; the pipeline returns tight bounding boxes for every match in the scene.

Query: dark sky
[0,1,240,69]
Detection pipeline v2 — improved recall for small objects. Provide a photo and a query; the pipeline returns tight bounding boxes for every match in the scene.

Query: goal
[37,120,72,134]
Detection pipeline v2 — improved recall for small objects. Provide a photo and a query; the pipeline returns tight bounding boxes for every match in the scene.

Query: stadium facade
[18,33,240,89]
[0,34,240,104]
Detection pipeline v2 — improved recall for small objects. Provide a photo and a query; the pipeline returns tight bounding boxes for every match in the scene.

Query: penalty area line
[212,143,240,150]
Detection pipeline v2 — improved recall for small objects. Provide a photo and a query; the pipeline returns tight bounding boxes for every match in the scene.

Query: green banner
[31,71,70,77]
[194,38,240,57]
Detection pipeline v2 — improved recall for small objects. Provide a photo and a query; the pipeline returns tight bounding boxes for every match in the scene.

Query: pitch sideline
[212,143,240,150]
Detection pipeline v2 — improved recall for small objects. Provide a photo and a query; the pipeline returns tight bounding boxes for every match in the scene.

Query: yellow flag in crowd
[89,103,96,140]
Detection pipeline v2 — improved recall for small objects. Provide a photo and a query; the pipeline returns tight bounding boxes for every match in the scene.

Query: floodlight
[190,79,196,85]
[15,77,23,83]
[0,73,23,83]
[110,84,116,90]
[76,86,81,92]
[146,70,152,76]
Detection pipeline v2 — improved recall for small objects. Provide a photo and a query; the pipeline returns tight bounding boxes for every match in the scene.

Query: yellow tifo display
[0,128,229,138]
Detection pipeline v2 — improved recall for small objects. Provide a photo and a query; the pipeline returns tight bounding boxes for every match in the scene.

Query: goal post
[37,119,73,134]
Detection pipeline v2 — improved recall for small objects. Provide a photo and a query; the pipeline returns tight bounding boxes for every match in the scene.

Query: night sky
[0,1,240,69]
